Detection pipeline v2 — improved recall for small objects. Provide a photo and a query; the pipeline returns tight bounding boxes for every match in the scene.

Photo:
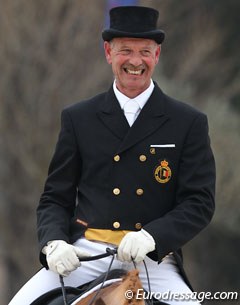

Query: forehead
[111,37,158,49]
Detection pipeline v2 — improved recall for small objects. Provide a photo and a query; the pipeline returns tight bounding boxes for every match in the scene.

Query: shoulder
[63,91,107,117]
[165,94,203,118]
[154,84,207,123]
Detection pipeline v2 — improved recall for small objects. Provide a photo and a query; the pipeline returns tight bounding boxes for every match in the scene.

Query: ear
[104,41,112,64]
[155,45,161,65]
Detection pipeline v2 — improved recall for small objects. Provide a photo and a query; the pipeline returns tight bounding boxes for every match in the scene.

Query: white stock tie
[123,100,140,126]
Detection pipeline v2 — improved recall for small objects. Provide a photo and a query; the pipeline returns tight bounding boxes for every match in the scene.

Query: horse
[71,269,146,305]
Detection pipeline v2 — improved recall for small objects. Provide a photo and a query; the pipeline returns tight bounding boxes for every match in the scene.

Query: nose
[128,52,143,67]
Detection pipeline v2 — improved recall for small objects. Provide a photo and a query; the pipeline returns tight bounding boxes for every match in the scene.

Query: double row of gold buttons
[112,154,146,230]
[113,154,146,196]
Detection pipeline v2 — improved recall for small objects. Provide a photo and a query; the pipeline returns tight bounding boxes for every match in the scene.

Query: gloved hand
[117,229,155,263]
[43,240,90,277]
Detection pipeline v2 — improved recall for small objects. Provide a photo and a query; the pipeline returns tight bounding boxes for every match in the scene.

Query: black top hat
[102,6,165,44]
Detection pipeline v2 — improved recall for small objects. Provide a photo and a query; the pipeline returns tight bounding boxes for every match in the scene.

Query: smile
[124,68,145,75]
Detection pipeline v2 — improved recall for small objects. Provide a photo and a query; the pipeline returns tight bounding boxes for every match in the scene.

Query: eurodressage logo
[154,160,171,183]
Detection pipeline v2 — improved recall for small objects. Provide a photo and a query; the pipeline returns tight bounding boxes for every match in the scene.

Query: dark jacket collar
[97,83,169,153]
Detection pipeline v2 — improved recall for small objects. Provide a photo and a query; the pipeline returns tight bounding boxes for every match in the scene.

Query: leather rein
[59,247,153,305]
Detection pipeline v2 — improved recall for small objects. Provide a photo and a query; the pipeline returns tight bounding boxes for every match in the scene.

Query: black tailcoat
[37,83,215,286]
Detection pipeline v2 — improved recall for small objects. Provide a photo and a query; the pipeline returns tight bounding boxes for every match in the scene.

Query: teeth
[126,69,142,75]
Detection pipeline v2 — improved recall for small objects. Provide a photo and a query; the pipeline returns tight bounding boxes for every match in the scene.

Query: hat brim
[102,29,165,44]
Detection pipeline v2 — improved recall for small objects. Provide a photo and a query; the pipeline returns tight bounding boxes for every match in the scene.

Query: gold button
[135,223,142,230]
[136,188,144,196]
[113,221,120,229]
[114,155,120,162]
[113,188,120,195]
[139,155,147,162]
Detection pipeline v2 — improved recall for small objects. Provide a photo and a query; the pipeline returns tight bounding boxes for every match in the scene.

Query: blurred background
[0,0,239,304]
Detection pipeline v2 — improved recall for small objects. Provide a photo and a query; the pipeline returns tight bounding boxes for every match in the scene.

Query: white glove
[117,229,155,263]
[43,240,90,277]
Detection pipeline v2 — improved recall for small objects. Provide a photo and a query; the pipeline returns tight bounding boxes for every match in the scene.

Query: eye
[141,50,151,56]
[119,49,131,55]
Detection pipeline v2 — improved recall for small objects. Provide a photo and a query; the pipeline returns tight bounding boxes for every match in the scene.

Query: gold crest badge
[154,160,172,183]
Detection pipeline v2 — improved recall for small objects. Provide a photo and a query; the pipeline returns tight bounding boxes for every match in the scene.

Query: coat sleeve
[144,113,216,262]
[36,108,81,265]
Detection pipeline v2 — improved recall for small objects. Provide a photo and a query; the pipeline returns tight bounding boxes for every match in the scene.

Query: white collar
[113,80,155,110]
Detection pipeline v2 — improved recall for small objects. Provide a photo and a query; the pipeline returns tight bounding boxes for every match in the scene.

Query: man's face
[104,37,161,98]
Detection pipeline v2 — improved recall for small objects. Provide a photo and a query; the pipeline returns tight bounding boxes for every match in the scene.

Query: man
[9,6,215,305]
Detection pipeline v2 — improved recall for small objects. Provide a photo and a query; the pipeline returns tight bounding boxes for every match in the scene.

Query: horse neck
[76,269,145,305]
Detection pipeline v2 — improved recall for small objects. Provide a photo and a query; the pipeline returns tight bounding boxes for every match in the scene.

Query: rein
[59,247,153,305]
[60,247,117,305]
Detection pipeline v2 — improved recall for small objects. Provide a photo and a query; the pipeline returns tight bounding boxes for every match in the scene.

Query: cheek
[144,60,156,72]
[112,58,125,71]
[111,61,122,77]
[145,58,157,70]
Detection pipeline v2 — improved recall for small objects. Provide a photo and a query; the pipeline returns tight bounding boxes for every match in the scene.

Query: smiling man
[9,6,215,305]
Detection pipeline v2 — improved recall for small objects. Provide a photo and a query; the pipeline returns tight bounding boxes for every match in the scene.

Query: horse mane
[76,269,145,305]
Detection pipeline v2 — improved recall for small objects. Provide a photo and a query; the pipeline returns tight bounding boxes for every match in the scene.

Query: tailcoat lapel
[97,87,130,140]
[97,84,169,153]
